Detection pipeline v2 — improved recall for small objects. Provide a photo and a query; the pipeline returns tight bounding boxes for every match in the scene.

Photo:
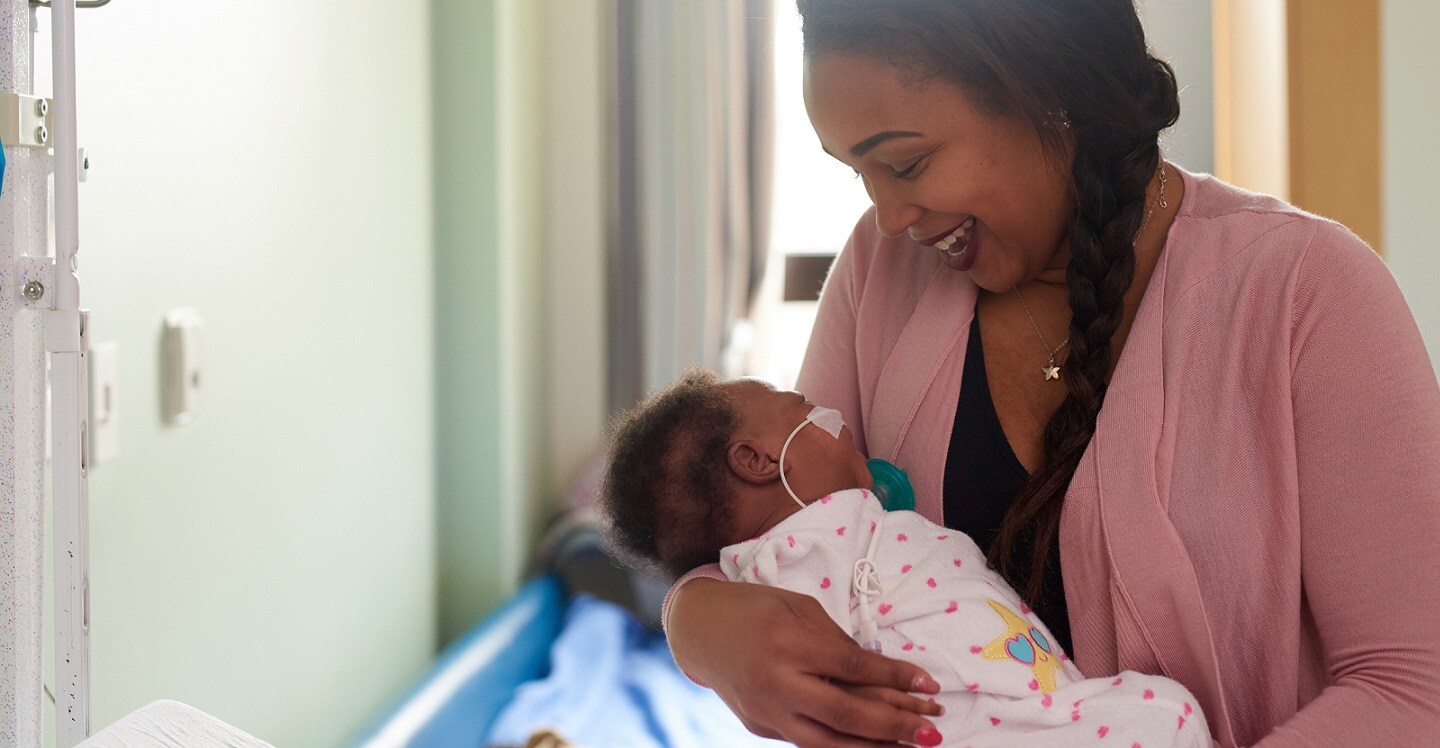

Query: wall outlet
[162,309,204,426]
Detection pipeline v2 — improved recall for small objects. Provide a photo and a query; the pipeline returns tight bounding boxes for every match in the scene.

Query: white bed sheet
[77,700,271,748]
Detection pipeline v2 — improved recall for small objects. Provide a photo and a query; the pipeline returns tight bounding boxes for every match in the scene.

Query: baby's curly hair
[600,368,741,580]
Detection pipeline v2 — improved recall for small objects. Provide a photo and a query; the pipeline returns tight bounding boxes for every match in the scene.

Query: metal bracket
[0,93,54,148]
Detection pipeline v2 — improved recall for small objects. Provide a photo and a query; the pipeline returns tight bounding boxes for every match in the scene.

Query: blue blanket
[486,595,786,748]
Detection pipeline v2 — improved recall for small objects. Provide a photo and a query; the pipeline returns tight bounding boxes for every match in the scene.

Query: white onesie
[719,489,1211,747]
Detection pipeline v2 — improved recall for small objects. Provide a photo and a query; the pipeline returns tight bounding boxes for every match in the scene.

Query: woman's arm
[1257,225,1440,745]
[666,576,945,747]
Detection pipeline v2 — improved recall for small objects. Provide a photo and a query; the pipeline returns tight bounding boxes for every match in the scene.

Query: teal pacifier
[867,458,915,512]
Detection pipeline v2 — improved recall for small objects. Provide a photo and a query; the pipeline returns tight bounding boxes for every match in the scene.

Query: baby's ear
[727,439,781,485]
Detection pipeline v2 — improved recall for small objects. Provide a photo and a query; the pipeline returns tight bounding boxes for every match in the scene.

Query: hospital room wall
[1381,0,1440,366]
[46,1,435,745]
[433,0,560,645]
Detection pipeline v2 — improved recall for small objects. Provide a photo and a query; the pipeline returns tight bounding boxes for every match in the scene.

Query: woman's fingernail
[912,675,941,693]
[915,727,943,746]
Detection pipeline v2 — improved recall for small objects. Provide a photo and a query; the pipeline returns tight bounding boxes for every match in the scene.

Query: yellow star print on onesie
[980,599,1065,694]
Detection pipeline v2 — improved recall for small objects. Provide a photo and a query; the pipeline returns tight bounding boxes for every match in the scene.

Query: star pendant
[1042,364,1061,381]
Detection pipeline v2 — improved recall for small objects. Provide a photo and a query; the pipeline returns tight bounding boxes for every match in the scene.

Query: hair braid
[989,55,1180,603]
[988,144,1156,602]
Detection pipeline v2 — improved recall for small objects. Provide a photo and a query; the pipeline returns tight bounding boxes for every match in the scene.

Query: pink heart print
[969,645,982,653]
[1143,689,1155,700]
[897,533,908,542]
[820,496,831,504]
[820,577,831,589]
[1041,694,1053,708]
[945,601,958,613]
[878,603,893,615]
[927,578,937,588]
[953,559,963,567]
[836,526,846,536]
[787,535,795,548]
[902,642,914,651]
[901,564,913,573]
[989,717,1001,727]
[1028,679,1039,691]
[936,534,949,540]
[1097,726,1109,738]
[966,683,979,692]
[1112,677,1124,686]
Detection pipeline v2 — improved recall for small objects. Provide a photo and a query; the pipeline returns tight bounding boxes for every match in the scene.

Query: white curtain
[608,0,775,413]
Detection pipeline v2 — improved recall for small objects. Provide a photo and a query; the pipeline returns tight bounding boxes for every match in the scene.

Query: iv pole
[46,0,90,743]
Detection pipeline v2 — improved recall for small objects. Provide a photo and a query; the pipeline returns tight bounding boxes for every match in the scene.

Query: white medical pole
[47,0,90,744]
[0,0,50,744]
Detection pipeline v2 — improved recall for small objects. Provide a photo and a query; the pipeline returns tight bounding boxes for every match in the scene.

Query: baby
[600,369,1211,747]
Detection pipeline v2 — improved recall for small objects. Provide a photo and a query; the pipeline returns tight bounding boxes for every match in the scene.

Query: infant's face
[725,379,873,499]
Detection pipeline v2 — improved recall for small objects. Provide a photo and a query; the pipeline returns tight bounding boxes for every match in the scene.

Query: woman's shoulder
[1174,170,1375,259]
[1168,169,1383,296]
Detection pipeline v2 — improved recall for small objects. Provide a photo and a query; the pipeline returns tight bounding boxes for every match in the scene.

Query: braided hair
[798,0,1180,603]
[600,368,742,580]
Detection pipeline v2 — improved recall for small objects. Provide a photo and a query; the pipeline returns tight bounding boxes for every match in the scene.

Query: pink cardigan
[668,169,1440,746]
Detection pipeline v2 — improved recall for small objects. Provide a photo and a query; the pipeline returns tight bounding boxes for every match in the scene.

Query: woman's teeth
[936,217,976,256]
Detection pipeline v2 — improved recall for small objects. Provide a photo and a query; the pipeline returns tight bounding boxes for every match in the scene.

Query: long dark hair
[798,0,1180,603]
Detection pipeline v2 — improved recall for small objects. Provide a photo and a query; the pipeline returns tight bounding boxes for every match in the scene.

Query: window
[747,6,871,386]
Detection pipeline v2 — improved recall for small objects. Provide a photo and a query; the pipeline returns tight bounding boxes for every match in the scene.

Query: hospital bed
[355,511,785,748]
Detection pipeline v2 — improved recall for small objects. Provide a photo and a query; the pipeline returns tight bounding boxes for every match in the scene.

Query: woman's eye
[891,159,923,179]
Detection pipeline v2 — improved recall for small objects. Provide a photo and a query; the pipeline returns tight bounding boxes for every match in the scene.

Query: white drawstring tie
[852,515,885,653]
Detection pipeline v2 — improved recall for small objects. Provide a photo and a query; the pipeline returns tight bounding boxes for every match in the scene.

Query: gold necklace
[1013,163,1167,382]
[1013,288,1069,381]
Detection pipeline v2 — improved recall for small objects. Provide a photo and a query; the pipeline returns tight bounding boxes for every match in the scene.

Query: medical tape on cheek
[806,406,845,439]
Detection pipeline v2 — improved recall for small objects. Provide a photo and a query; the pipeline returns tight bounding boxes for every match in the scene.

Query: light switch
[162,309,204,425]
[89,341,119,462]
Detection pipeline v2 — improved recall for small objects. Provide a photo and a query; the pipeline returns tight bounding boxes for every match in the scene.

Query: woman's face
[803,54,1075,291]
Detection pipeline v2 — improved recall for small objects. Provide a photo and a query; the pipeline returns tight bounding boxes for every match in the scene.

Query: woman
[663,1,1440,746]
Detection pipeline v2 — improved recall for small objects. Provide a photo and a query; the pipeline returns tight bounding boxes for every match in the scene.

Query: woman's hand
[668,578,945,747]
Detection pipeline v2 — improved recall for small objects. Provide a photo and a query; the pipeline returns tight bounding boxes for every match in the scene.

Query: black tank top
[942,313,1073,655]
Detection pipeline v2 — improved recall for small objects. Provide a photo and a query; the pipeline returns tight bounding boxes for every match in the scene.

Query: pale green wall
[432,0,508,645]
[44,1,436,745]
[433,0,550,643]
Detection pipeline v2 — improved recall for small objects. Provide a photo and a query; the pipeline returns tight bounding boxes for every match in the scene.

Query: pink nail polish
[915,727,943,746]
[912,675,941,693]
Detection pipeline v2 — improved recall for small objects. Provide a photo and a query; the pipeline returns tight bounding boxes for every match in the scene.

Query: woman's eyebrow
[849,130,924,157]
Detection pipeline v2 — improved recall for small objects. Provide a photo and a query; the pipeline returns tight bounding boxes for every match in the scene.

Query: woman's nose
[866,181,923,238]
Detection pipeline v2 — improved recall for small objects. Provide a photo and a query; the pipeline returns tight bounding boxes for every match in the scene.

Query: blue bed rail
[355,574,567,748]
